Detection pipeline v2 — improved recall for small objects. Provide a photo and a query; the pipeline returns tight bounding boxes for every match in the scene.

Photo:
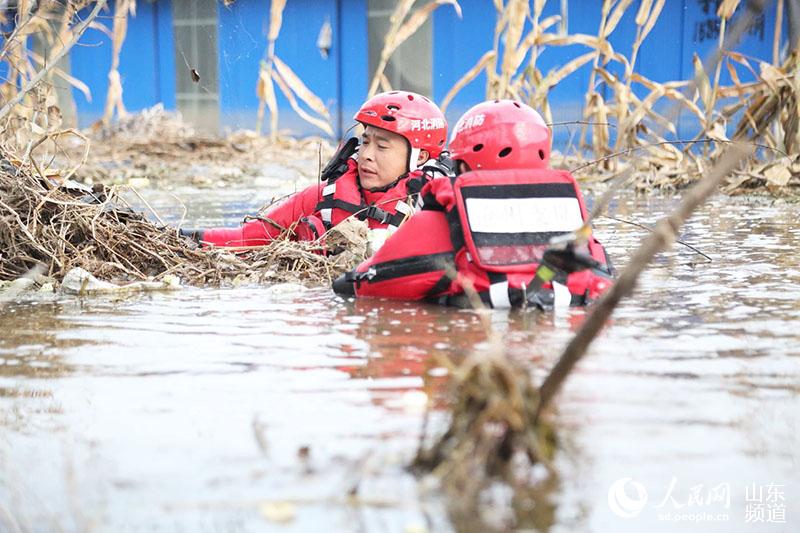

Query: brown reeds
[718,69,800,190]
[435,0,797,193]
[70,105,334,188]
[1,143,195,282]
[0,1,107,125]
[441,0,614,122]
[0,142,365,287]
[0,0,37,116]
[413,345,556,486]
[575,0,799,193]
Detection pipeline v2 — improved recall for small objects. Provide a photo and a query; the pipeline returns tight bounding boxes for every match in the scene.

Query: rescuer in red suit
[181,91,449,247]
[333,100,614,309]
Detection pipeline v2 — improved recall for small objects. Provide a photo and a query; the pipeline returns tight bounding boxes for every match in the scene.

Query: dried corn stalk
[0,1,107,149]
[367,0,462,97]
[443,0,629,142]
[272,57,333,136]
[102,0,135,125]
[256,0,286,138]
[726,51,800,154]
[440,51,496,113]
[0,0,36,115]
[256,0,333,138]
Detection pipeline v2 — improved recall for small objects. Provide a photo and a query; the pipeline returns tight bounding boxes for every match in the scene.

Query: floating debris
[59,267,180,295]
[0,150,366,289]
[413,342,557,500]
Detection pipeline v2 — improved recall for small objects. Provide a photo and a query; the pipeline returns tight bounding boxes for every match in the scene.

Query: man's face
[358,125,409,189]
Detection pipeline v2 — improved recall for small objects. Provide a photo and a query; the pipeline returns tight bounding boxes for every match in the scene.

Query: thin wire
[603,215,713,261]
[571,138,791,173]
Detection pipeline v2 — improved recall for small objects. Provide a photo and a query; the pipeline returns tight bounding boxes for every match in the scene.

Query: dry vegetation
[413,340,556,489]
[367,0,463,96]
[0,146,365,286]
[256,0,334,138]
[0,0,347,289]
[438,0,799,193]
[71,105,333,188]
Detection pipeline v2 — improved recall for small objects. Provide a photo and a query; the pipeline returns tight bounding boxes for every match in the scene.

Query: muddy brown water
[1,185,798,532]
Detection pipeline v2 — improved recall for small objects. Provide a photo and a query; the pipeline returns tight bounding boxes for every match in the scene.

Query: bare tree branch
[535,142,754,419]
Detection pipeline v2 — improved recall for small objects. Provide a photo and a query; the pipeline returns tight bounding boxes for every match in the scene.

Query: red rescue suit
[333,168,615,309]
[199,159,425,247]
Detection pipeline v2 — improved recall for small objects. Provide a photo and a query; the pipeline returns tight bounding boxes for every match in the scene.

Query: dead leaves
[723,159,800,194]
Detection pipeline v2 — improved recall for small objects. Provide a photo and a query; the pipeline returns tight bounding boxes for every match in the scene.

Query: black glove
[179,228,204,244]
[321,137,359,182]
[541,243,602,274]
[332,273,356,296]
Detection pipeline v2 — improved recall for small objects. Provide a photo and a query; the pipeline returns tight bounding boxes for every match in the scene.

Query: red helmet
[354,91,447,170]
[449,100,551,171]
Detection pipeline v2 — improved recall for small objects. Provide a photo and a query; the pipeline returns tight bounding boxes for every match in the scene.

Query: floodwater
[1,184,798,532]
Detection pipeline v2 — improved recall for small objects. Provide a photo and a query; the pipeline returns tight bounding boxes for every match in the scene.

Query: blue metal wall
[155,1,177,110]
[338,0,369,136]
[0,18,13,85]
[61,0,788,139]
[215,0,369,137]
[70,0,174,125]
[217,0,358,135]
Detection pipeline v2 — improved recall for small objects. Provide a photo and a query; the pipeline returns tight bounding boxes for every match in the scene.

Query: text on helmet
[410,118,446,131]
[454,114,486,133]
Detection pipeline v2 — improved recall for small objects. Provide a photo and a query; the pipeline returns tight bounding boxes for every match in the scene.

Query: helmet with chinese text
[449,100,551,171]
[354,91,447,170]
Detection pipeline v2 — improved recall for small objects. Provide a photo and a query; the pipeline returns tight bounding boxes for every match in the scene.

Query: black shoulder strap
[315,195,409,229]
[445,207,466,252]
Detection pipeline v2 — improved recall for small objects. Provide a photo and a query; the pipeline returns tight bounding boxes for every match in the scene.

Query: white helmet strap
[408,147,421,172]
